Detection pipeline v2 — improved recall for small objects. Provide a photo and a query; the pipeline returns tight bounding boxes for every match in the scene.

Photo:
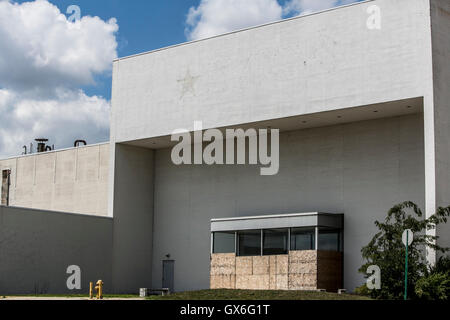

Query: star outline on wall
[177,69,199,99]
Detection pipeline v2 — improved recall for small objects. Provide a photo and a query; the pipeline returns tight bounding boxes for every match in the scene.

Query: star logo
[178,69,199,98]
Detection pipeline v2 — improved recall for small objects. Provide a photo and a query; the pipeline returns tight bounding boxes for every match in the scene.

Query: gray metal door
[162,260,174,292]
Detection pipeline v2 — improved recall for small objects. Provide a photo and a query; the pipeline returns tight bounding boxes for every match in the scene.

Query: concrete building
[0,0,449,294]
[0,143,109,216]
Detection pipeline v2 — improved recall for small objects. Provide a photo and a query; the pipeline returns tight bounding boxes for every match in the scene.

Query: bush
[432,256,450,275]
[414,256,450,300]
[354,284,371,297]
[415,273,450,300]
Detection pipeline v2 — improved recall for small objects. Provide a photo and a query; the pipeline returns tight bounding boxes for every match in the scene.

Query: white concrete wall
[430,0,450,253]
[151,114,425,292]
[0,143,109,216]
[111,0,432,143]
[0,205,112,294]
[111,144,154,293]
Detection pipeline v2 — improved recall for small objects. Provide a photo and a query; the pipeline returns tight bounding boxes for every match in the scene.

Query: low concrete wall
[210,251,343,292]
[0,143,109,217]
[0,206,112,295]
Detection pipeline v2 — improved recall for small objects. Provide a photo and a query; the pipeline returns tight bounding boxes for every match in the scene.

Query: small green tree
[414,256,450,300]
[359,201,450,300]
[415,272,450,300]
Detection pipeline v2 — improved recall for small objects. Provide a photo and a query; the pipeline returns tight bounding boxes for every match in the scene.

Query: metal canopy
[211,212,344,232]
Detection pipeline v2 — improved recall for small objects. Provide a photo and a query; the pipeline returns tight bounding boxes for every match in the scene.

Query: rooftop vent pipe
[35,138,49,153]
[74,140,87,147]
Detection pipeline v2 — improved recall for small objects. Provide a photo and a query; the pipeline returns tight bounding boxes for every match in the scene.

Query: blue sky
[0,0,362,157]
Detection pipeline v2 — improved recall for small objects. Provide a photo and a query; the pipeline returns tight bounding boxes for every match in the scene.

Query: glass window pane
[290,228,315,250]
[213,232,235,254]
[318,228,340,251]
[263,229,288,255]
[238,230,261,256]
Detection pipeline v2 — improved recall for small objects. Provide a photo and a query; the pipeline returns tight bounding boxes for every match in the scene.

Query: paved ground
[1,297,145,300]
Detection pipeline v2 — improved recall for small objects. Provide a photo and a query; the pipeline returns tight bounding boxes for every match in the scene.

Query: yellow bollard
[95,280,104,300]
[89,282,94,299]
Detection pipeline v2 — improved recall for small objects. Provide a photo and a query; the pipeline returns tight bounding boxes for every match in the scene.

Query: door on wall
[162,260,174,293]
[1,169,10,206]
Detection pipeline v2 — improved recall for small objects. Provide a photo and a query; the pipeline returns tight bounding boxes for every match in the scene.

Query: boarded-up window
[1,169,10,206]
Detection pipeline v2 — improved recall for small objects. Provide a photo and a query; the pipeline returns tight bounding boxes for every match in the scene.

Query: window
[318,228,341,252]
[263,229,288,255]
[213,231,235,254]
[291,228,315,250]
[1,169,10,206]
[213,227,341,256]
[238,230,261,256]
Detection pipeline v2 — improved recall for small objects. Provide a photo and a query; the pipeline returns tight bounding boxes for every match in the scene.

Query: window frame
[212,231,237,254]
[237,229,262,257]
[262,228,289,255]
[290,227,316,251]
[317,227,342,252]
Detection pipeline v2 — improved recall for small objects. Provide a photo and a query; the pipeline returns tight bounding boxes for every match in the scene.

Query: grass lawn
[1,294,140,299]
[146,289,371,300]
[1,290,371,300]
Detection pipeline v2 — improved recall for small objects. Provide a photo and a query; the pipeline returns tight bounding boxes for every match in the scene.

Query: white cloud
[0,0,118,157]
[0,88,110,157]
[186,0,283,41]
[0,0,118,91]
[185,0,361,40]
[283,0,337,16]
[284,0,360,15]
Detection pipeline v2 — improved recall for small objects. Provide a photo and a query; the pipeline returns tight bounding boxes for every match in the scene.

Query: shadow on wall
[0,205,113,295]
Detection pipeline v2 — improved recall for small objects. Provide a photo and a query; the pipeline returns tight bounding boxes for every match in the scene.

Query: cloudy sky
[0,0,361,158]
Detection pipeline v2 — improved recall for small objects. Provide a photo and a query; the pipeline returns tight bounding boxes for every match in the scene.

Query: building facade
[0,0,449,294]
[109,0,450,292]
